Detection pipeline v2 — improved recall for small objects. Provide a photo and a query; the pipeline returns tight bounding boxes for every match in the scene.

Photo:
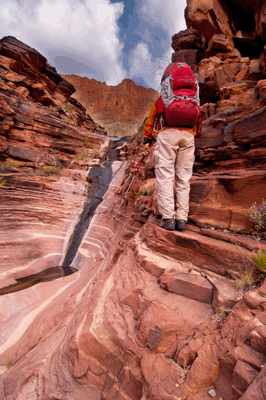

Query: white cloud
[127,0,187,89]
[128,42,159,89]
[140,0,187,36]
[0,0,126,85]
[0,0,188,89]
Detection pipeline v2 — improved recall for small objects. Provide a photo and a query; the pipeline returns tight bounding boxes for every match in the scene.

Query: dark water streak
[0,137,127,295]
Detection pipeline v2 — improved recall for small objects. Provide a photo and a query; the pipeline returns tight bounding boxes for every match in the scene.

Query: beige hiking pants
[153,128,195,221]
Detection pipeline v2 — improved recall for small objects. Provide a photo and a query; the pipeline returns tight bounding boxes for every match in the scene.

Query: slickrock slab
[139,217,253,276]
[220,344,266,374]
[249,325,266,354]
[141,354,186,399]
[205,271,239,310]
[239,366,266,399]
[233,359,259,394]
[159,271,213,304]
[243,290,266,309]
[190,171,266,232]
[0,171,87,285]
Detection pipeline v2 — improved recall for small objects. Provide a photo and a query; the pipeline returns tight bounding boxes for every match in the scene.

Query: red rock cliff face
[63,75,158,136]
[1,3,266,399]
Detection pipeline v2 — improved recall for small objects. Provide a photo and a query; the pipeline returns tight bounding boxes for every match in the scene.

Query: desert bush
[2,161,17,170]
[61,103,74,114]
[251,250,266,272]
[247,199,266,239]
[75,147,91,161]
[43,166,61,176]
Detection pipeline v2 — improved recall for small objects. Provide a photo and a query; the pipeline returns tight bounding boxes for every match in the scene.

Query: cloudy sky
[0,0,187,90]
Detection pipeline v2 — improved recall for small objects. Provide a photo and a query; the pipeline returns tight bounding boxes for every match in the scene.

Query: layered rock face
[170,0,266,234]
[1,2,266,399]
[63,74,158,136]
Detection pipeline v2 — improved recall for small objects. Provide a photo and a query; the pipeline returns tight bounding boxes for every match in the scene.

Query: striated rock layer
[63,75,158,136]
[1,2,266,398]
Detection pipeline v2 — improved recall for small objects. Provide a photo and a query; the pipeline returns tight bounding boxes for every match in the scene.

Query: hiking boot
[176,219,186,231]
[160,218,175,231]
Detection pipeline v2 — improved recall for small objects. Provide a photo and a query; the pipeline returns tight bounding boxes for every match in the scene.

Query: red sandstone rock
[206,34,235,56]
[1,4,266,399]
[141,354,186,399]
[172,28,205,51]
[185,0,233,42]
[243,290,266,309]
[63,75,158,136]
[220,343,266,374]
[233,360,259,394]
[159,270,213,304]
[239,366,266,399]
[250,325,266,354]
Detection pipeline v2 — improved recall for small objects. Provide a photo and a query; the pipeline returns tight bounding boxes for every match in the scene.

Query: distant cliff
[63,75,158,136]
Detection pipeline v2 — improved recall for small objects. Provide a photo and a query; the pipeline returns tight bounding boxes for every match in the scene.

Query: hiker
[143,62,202,231]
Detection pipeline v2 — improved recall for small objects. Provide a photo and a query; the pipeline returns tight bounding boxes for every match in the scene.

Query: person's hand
[142,143,150,156]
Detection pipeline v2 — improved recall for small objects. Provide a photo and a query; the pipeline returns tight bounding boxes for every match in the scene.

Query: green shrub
[248,199,266,239]
[75,147,91,161]
[234,269,256,290]
[6,358,13,369]
[84,136,90,143]
[251,250,266,272]
[0,179,6,186]
[61,103,74,114]
[43,166,61,176]
[2,161,18,169]
[139,185,155,197]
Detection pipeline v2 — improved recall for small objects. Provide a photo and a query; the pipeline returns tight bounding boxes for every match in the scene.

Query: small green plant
[0,179,6,186]
[6,358,13,369]
[22,167,33,173]
[147,185,155,197]
[43,166,61,176]
[37,336,42,343]
[251,250,266,272]
[215,307,229,322]
[234,269,256,290]
[2,161,18,169]
[84,136,90,143]
[49,105,57,112]
[61,103,74,114]
[75,147,91,161]
[0,78,5,83]
[139,185,155,197]
[247,199,266,239]
[62,116,72,124]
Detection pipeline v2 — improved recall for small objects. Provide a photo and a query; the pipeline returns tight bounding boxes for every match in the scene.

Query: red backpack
[158,63,201,129]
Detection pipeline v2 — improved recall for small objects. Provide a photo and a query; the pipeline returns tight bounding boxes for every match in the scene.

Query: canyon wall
[63,75,158,136]
[0,1,266,398]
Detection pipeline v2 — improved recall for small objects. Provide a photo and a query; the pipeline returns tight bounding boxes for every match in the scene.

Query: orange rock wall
[63,75,158,136]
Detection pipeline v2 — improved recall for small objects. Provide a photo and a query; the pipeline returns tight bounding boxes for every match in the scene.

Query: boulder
[172,28,205,51]
[172,49,203,66]
[185,0,233,42]
[233,360,259,394]
[206,34,235,56]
